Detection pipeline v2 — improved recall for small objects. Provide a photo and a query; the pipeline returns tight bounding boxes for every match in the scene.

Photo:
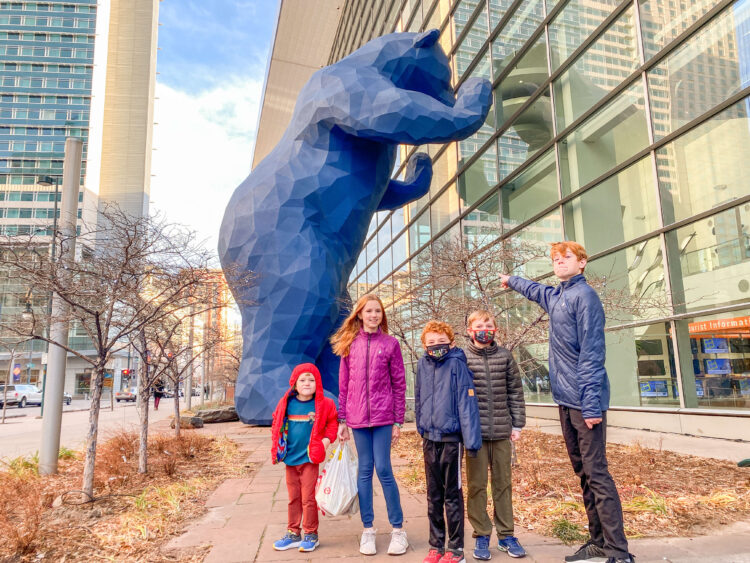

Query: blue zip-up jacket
[415,347,482,452]
[508,274,610,419]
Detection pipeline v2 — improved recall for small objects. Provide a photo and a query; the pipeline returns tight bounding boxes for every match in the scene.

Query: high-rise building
[0,0,158,395]
[254,0,750,438]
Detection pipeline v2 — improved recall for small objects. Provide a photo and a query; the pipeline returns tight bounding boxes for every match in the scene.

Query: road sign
[12,364,21,376]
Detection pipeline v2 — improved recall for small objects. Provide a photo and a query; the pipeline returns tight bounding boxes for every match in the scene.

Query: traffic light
[121,369,131,376]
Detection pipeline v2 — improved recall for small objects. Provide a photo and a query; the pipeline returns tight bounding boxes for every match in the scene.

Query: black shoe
[564,540,606,562]
[605,556,634,563]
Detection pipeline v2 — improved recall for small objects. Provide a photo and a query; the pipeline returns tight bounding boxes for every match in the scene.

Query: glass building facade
[331,0,750,414]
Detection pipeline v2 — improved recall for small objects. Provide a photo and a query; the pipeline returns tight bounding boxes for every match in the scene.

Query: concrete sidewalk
[166,422,750,563]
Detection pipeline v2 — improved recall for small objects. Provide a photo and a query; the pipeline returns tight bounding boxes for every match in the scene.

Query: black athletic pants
[423,439,464,553]
[559,406,630,559]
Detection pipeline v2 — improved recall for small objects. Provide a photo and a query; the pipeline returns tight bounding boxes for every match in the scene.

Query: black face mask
[426,343,450,359]
[472,330,495,344]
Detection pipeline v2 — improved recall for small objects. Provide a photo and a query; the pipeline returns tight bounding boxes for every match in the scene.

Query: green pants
[465,439,514,539]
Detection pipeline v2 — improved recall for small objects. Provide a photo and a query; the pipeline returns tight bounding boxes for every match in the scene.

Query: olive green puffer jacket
[464,341,526,440]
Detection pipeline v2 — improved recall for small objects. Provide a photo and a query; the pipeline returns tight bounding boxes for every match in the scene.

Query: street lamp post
[21,291,34,384]
[36,175,60,416]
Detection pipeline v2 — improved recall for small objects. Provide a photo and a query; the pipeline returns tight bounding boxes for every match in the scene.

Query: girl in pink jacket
[331,293,408,556]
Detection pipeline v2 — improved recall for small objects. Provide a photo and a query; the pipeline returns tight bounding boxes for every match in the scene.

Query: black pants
[423,439,464,553]
[559,407,629,559]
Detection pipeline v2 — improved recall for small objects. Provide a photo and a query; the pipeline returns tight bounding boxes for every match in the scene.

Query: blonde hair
[467,309,496,329]
[421,320,455,347]
[331,294,388,357]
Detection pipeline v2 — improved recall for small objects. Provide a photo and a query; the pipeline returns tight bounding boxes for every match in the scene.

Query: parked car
[63,391,72,405]
[0,384,19,407]
[14,384,43,408]
[114,388,137,402]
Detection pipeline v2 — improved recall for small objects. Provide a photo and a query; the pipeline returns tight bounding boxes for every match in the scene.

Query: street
[0,398,177,460]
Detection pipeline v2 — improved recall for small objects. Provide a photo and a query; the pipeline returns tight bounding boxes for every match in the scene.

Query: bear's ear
[414,28,440,48]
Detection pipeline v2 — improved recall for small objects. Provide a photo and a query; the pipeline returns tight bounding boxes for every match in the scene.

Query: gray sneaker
[564,540,607,562]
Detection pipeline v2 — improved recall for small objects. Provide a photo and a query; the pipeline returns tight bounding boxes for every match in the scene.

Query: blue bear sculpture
[219,29,493,424]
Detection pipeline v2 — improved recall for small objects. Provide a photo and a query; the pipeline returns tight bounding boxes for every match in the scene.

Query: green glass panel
[501,149,557,231]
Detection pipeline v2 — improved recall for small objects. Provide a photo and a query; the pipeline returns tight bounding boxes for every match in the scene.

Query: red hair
[421,320,455,347]
[330,294,388,357]
[550,241,588,263]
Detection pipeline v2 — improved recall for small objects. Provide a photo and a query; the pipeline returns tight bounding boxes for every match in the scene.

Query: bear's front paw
[456,77,493,113]
[406,152,432,178]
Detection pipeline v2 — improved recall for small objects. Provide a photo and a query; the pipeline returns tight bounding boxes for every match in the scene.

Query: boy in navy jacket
[500,241,633,563]
[416,320,481,563]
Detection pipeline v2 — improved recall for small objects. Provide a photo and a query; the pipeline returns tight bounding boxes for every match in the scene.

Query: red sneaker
[439,551,465,563]
[423,548,444,563]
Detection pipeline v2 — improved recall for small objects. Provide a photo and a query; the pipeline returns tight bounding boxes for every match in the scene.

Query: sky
[149,0,277,254]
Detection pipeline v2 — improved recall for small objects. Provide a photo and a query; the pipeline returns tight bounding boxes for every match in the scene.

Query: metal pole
[39,138,81,475]
[40,178,59,418]
[26,341,32,384]
[186,303,194,411]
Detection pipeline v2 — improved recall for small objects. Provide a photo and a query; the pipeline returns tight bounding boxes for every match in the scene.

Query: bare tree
[0,205,251,499]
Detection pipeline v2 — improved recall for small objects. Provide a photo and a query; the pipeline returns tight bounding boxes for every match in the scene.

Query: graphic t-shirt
[284,396,315,466]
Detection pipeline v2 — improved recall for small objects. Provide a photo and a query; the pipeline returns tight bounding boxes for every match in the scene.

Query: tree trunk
[1,349,13,424]
[137,380,150,474]
[173,383,181,437]
[81,366,105,499]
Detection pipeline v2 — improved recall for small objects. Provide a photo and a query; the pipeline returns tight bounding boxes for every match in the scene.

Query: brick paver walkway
[165,422,750,563]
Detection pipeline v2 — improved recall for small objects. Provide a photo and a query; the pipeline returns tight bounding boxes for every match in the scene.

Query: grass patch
[551,518,587,544]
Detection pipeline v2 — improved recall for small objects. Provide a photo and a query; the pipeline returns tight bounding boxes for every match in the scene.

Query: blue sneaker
[299,533,319,552]
[273,531,301,551]
[497,536,526,558]
[473,535,491,560]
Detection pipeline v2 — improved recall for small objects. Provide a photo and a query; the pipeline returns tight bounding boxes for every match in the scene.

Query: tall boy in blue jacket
[416,320,482,563]
[500,241,633,563]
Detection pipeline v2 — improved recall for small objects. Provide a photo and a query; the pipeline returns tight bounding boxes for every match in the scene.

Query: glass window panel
[497,92,553,180]
[559,79,649,195]
[458,143,498,209]
[607,322,679,407]
[489,0,519,31]
[491,0,545,78]
[639,0,725,60]
[501,149,557,230]
[378,217,392,278]
[563,157,658,255]
[379,245,393,285]
[393,227,408,270]
[454,13,490,81]
[657,97,750,225]
[553,8,639,132]
[429,143,458,197]
[586,236,667,324]
[668,204,750,313]
[512,210,562,278]
[676,307,750,411]
[646,2,750,141]
[494,36,549,130]
[463,190,501,246]
[453,0,484,39]
[366,234,378,268]
[547,0,621,70]
[431,183,460,234]
[409,209,431,254]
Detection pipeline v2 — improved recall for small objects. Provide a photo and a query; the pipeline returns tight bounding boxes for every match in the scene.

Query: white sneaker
[360,528,377,555]
[387,528,409,555]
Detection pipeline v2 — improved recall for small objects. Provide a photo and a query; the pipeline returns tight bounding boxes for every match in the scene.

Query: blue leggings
[352,425,404,528]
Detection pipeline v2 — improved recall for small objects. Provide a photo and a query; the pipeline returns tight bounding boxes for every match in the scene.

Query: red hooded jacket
[271,363,338,465]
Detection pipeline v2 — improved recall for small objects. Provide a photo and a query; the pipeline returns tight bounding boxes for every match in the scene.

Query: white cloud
[150,78,263,254]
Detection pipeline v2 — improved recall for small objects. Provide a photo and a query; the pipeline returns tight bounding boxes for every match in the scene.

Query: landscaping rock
[196,407,239,423]
[170,416,204,429]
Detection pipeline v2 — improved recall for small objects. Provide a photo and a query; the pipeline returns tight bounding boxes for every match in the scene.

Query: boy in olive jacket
[464,310,526,560]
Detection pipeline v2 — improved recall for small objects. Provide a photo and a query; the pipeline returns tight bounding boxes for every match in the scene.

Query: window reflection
[494,37,549,131]
[462,190,501,247]
[458,143,498,209]
[639,0,725,60]
[430,183,460,234]
[491,0,545,78]
[502,149,557,228]
[563,157,658,255]
[511,210,561,277]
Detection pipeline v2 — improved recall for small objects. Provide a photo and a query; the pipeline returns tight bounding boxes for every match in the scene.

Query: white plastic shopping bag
[315,441,359,517]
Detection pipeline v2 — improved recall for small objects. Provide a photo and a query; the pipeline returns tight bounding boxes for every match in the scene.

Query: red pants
[285,463,319,535]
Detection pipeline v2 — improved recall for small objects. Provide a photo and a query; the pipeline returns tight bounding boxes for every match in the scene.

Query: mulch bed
[393,428,750,541]
[0,429,257,562]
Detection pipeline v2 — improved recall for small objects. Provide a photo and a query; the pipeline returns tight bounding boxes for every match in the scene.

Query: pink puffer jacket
[338,328,406,429]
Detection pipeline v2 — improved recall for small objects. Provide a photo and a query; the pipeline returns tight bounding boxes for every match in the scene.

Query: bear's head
[358,29,455,107]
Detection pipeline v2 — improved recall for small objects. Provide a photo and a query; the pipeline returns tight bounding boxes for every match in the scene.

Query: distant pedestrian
[464,309,527,559]
[416,320,481,563]
[153,378,164,411]
[332,293,409,556]
[270,363,337,553]
[500,241,634,563]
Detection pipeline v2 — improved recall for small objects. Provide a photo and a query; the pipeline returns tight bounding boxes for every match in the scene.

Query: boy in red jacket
[271,363,338,552]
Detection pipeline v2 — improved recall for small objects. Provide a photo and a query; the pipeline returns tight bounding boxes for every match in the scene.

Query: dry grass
[0,428,257,562]
[393,428,750,541]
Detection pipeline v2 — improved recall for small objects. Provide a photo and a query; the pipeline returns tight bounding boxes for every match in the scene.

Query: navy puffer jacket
[415,347,482,452]
[508,274,610,419]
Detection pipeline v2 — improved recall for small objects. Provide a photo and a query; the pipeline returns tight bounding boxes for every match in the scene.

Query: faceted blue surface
[219,29,492,424]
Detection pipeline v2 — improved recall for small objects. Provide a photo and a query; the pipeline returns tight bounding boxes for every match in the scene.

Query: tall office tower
[0,0,158,390]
